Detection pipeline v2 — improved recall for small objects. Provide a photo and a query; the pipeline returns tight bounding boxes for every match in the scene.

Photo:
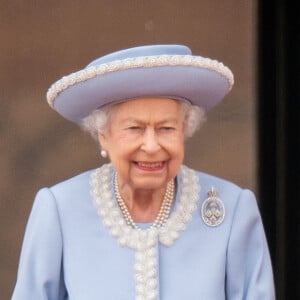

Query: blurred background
[1,1,298,299]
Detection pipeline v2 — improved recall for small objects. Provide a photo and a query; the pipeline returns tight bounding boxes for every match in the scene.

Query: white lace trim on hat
[47,55,234,108]
[90,163,200,300]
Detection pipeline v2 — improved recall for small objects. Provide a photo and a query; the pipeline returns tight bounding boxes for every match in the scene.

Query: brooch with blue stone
[201,187,225,227]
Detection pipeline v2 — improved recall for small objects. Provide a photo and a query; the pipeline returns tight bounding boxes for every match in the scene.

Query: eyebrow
[121,117,180,125]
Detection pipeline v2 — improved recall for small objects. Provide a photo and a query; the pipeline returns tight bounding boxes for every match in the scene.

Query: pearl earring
[100,149,108,158]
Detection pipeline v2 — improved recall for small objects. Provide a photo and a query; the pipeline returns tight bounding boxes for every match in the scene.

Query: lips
[134,161,165,171]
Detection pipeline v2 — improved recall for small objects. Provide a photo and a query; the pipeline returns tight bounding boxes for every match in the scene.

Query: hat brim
[48,55,233,124]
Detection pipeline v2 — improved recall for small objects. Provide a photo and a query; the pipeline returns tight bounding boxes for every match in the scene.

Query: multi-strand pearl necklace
[114,174,175,229]
[91,164,200,300]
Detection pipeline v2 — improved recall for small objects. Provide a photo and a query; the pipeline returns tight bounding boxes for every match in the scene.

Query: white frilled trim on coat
[90,164,200,300]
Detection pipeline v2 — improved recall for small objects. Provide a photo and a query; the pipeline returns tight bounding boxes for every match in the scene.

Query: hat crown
[86,44,192,67]
[47,44,234,124]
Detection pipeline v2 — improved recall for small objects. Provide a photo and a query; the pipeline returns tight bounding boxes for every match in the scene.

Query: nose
[140,128,161,154]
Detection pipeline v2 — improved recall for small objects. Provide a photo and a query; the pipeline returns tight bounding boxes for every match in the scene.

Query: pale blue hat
[47,44,234,124]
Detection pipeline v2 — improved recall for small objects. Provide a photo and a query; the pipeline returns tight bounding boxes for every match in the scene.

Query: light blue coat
[12,165,275,299]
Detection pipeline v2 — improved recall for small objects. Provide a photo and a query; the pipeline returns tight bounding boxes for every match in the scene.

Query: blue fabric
[51,45,232,124]
[86,45,192,66]
[12,168,275,299]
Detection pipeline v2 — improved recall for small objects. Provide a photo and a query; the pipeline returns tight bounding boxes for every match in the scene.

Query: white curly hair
[81,100,206,142]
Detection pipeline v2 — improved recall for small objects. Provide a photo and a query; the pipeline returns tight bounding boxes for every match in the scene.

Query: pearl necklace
[114,174,175,229]
[91,164,200,300]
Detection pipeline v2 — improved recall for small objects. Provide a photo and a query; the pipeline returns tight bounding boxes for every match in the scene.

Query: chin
[131,177,170,191]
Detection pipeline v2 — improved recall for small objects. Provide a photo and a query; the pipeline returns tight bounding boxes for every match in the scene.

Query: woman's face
[98,98,185,192]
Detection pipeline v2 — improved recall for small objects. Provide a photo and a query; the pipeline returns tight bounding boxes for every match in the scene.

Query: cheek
[168,136,185,161]
[104,132,136,153]
[107,138,139,168]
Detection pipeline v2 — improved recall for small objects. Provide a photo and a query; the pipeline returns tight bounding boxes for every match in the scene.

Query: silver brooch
[201,187,225,227]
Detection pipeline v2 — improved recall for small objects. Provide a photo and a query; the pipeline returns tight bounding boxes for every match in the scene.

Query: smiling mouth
[134,161,165,171]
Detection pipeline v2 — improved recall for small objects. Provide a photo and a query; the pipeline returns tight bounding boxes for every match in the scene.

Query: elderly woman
[12,45,275,299]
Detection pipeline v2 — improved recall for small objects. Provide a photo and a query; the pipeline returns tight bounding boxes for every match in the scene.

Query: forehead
[111,98,183,121]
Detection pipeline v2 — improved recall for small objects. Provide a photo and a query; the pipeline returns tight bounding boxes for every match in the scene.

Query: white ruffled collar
[90,163,200,299]
[90,163,200,249]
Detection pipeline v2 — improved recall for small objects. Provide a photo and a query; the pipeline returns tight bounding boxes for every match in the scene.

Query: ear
[98,132,108,150]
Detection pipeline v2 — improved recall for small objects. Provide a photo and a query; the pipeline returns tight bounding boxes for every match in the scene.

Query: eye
[127,126,143,131]
[159,126,175,131]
